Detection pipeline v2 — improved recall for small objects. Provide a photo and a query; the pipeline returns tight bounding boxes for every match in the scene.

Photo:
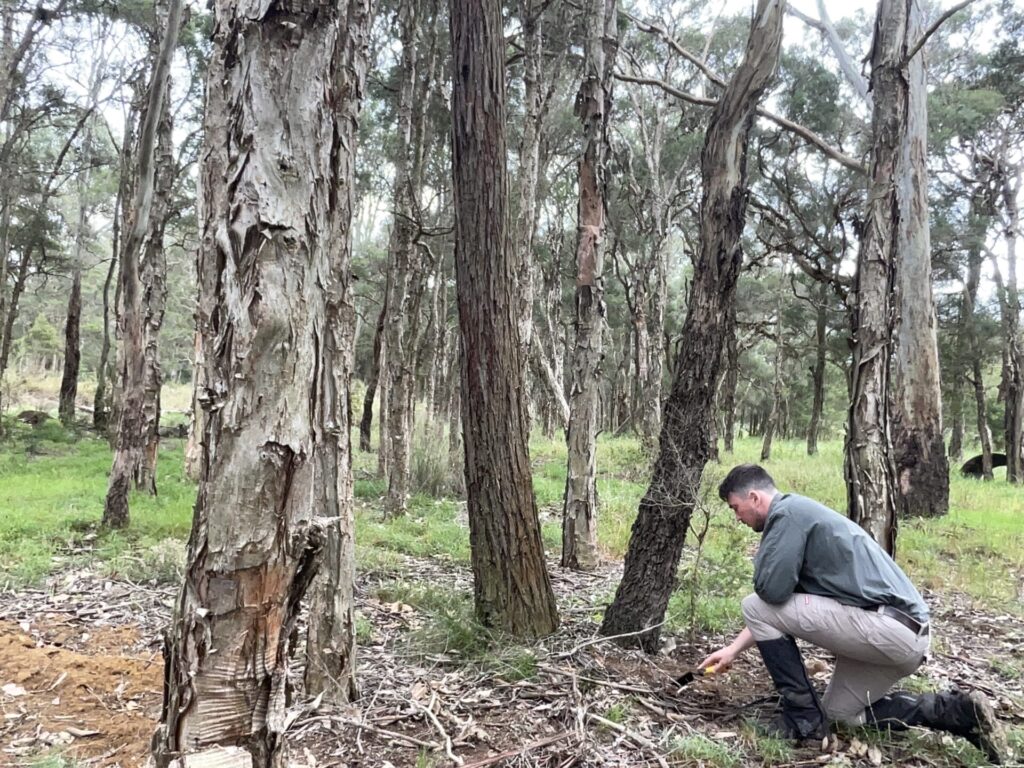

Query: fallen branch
[412,693,463,766]
[586,712,670,768]
[327,714,440,750]
[554,618,668,659]
[459,731,575,768]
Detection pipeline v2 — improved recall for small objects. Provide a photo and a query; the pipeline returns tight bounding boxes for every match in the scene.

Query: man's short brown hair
[718,464,776,501]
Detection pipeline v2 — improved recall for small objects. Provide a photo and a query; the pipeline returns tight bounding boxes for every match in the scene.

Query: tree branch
[905,0,978,64]
[614,72,867,175]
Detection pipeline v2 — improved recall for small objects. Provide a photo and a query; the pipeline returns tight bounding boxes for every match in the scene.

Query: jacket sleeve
[753,510,807,604]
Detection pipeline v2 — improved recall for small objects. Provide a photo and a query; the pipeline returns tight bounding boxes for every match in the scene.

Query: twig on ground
[412,692,463,766]
[586,712,670,768]
[458,731,575,768]
[325,714,440,750]
[553,619,667,659]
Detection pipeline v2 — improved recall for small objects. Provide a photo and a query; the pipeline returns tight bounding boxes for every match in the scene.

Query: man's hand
[699,647,737,672]
[699,626,756,672]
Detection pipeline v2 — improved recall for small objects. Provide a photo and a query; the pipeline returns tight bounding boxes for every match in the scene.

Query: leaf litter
[0,555,1020,767]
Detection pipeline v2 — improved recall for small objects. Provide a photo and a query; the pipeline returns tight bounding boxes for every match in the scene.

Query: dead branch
[905,0,978,64]
[586,712,670,768]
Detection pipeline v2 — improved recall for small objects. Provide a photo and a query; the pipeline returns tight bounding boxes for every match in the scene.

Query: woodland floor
[0,538,1022,768]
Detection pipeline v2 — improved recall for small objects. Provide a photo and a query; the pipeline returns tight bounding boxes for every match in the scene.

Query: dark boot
[755,636,827,741]
[866,690,1008,764]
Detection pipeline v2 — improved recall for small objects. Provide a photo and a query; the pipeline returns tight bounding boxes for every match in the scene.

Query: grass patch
[0,431,194,586]
[663,732,742,768]
[356,497,469,563]
[371,580,538,680]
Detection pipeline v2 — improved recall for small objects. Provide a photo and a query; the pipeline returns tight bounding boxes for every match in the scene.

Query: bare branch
[614,72,867,175]
[905,0,977,64]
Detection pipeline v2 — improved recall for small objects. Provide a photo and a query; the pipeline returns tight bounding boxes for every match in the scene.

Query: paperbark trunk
[890,0,948,518]
[845,0,917,552]
[562,0,617,572]
[137,61,175,495]
[998,169,1023,483]
[599,0,784,651]
[103,0,182,528]
[153,1,368,763]
[450,0,558,635]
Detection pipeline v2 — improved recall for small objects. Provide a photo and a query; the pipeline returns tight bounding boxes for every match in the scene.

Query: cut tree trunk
[599,0,784,652]
[449,0,558,636]
[152,1,368,763]
[562,0,617,572]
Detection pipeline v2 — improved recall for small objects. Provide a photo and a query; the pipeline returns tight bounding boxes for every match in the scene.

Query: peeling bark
[562,0,617,572]
[103,0,182,527]
[152,1,368,762]
[599,0,784,652]
[450,0,558,636]
[890,0,948,518]
[846,0,916,552]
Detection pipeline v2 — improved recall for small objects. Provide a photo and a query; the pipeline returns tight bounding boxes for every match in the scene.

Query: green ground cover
[0,419,1021,628]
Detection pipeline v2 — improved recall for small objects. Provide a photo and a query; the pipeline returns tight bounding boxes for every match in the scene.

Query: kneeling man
[699,464,1007,764]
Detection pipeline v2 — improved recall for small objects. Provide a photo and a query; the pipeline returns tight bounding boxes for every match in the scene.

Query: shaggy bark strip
[600,0,785,652]
[449,0,558,636]
[153,1,369,764]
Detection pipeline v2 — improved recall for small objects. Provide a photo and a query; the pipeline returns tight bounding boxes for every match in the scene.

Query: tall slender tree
[103,0,183,527]
[847,0,943,548]
[153,0,369,762]
[890,0,948,518]
[600,0,785,652]
[562,0,617,571]
[449,0,559,635]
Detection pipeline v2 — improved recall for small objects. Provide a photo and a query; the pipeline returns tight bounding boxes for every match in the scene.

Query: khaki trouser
[742,592,931,723]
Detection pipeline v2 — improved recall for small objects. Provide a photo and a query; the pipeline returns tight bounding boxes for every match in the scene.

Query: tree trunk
[103,0,182,529]
[58,269,82,426]
[997,168,1023,483]
[152,2,368,763]
[305,0,368,701]
[722,304,738,453]
[599,0,784,652]
[381,0,425,518]
[807,281,827,455]
[890,0,948,518]
[184,329,203,480]
[359,297,386,452]
[137,60,175,495]
[449,0,558,636]
[845,0,919,552]
[0,244,30,376]
[93,242,119,433]
[761,267,786,461]
[561,0,616,572]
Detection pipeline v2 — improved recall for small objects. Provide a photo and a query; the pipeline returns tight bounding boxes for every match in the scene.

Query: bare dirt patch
[0,620,161,766]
